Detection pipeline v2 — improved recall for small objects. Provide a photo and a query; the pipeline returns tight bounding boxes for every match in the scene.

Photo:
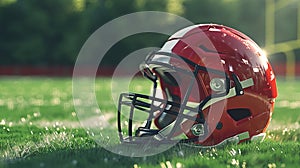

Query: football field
[0,77,299,168]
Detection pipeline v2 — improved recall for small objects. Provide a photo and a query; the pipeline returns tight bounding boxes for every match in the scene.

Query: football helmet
[117,24,277,147]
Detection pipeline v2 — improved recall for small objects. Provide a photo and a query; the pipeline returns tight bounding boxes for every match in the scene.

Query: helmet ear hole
[227,108,252,121]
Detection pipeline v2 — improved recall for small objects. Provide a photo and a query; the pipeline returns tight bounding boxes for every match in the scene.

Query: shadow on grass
[1,124,300,168]
[3,144,201,168]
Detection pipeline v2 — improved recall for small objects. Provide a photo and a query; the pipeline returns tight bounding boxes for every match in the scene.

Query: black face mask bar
[117,51,244,144]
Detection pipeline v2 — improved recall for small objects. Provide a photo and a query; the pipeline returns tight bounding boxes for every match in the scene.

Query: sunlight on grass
[0,77,299,167]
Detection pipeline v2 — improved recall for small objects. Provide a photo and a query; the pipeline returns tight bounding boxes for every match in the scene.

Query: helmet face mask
[117,24,277,147]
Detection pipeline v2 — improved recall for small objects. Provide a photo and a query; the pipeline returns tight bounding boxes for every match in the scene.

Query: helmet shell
[152,24,277,145]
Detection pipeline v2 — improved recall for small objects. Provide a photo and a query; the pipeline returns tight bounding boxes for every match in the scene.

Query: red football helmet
[118,24,277,147]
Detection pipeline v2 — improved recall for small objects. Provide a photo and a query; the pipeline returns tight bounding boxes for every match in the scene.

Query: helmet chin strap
[154,77,254,144]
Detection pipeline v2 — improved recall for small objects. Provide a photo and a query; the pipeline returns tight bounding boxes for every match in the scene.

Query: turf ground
[0,77,299,168]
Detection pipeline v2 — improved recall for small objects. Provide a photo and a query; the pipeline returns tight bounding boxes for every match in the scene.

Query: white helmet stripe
[159,39,179,53]
[158,24,201,57]
[170,24,200,39]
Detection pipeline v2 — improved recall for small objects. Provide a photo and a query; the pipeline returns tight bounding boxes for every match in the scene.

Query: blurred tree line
[0,0,294,66]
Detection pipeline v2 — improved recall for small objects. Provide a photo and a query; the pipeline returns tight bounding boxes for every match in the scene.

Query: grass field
[0,77,299,168]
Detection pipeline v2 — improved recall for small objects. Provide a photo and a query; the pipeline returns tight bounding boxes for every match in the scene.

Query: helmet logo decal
[191,124,205,136]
